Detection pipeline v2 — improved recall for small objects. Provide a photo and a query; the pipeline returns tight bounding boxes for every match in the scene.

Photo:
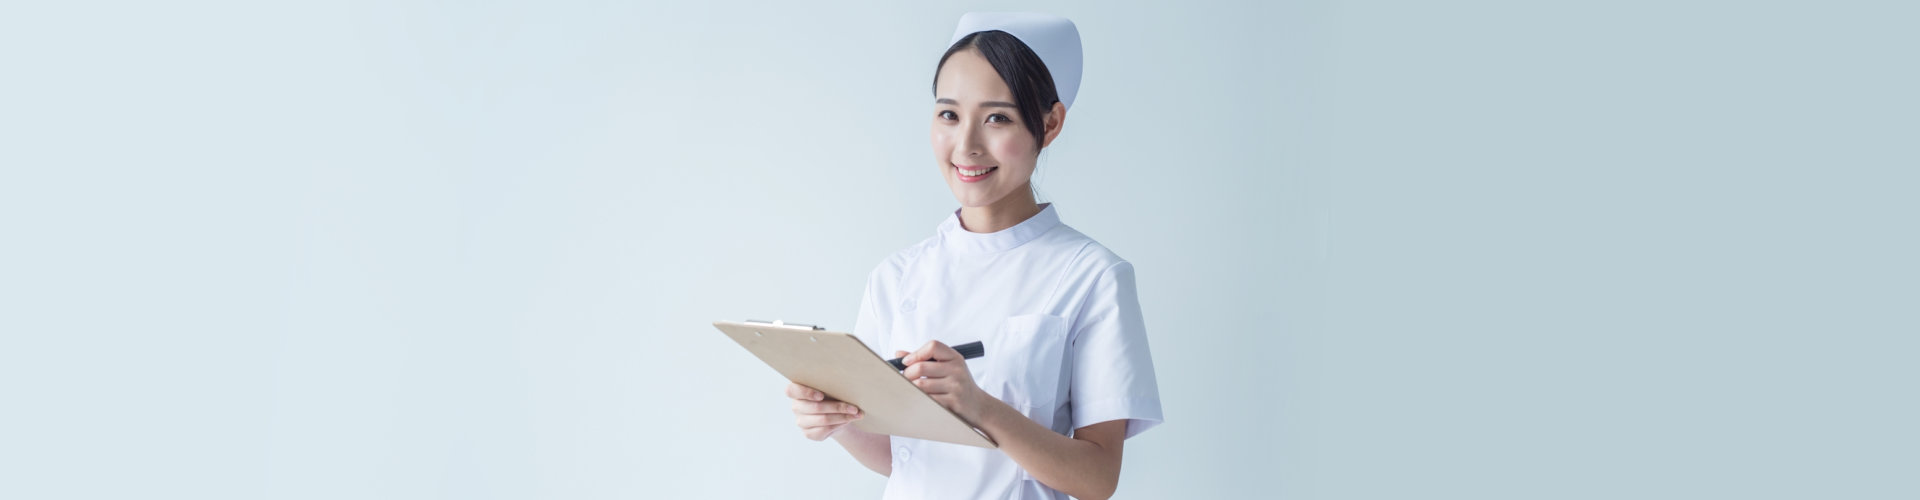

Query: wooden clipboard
[713,320,997,448]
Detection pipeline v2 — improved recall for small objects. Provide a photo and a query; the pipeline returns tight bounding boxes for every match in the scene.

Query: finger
[893,350,911,360]
[786,383,826,402]
[919,340,962,363]
[787,382,824,401]
[903,342,931,364]
[912,376,952,394]
[793,399,860,415]
[806,421,855,441]
[799,412,861,428]
[904,360,942,380]
[910,358,966,380]
[906,340,951,365]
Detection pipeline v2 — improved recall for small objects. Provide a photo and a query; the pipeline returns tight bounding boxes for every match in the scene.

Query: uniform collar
[938,203,1061,254]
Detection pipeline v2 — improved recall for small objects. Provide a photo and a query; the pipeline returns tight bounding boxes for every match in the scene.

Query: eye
[938,110,958,121]
[987,114,1013,124]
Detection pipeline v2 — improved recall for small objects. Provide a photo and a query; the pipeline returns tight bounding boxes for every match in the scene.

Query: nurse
[783,12,1163,500]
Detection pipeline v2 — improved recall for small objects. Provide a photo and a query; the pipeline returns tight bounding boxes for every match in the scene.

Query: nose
[955,121,987,160]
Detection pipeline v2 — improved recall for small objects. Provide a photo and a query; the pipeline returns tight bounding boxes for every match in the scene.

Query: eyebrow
[935,98,1018,108]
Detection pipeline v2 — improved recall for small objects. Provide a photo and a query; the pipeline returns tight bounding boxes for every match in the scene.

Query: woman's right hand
[787,382,863,441]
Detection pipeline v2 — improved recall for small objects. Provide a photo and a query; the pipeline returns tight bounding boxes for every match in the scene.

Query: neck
[958,185,1043,234]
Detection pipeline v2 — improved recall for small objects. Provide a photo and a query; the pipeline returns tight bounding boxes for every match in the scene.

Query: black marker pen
[888,341,985,371]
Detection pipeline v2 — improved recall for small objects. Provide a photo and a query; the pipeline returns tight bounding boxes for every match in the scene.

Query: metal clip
[743,319,824,331]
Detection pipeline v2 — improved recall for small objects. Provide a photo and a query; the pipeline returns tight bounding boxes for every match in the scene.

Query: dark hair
[932,30,1061,149]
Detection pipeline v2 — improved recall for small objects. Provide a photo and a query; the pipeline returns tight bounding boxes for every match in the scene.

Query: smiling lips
[954,164,997,182]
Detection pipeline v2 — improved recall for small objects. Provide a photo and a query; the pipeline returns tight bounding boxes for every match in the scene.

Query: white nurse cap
[948,12,1084,110]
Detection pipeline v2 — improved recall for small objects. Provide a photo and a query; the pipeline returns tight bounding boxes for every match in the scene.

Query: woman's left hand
[895,340,994,423]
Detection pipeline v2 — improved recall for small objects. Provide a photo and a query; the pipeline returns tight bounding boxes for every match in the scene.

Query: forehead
[934,49,1013,102]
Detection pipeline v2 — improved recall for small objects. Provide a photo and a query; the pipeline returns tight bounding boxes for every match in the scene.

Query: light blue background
[2,1,1914,498]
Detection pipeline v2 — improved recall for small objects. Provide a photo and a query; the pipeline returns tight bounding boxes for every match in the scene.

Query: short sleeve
[850,268,888,356]
[1069,261,1164,439]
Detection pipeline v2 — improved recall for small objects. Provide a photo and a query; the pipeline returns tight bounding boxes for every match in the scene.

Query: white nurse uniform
[852,204,1164,500]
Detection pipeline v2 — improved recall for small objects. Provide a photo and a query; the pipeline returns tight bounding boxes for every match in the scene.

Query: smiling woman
[927,30,1064,223]
[778,12,1165,500]
[935,29,1062,157]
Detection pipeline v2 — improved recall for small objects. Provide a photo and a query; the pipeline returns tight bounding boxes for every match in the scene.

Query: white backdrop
[2,1,1914,499]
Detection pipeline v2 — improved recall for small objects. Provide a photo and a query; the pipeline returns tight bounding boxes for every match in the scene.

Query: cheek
[988,128,1034,155]
[989,136,1036,166]
[930,130,953,155]
[990,141,1021,159]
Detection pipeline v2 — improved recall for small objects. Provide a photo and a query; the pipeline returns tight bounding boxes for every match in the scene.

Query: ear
[1039,101,1067,149]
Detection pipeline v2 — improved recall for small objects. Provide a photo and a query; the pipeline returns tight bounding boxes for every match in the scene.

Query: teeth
[959,167,993,176]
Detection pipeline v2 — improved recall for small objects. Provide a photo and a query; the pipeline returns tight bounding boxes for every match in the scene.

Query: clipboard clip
[743,319,825,331]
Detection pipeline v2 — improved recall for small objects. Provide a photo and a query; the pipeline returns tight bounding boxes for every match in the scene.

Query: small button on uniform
[896,446,912,464]
[901,299,916,312]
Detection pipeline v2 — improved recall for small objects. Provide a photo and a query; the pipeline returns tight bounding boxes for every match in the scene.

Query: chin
[945,185,996,207]
[949,194,986,208]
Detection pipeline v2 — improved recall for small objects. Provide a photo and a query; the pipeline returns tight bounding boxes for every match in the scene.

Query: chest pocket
[982,314,1070,413]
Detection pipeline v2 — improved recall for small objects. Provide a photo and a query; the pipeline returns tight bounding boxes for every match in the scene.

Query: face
[931,49,1039,208]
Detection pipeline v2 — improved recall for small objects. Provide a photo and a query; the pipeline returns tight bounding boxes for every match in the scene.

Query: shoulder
[1039,223,1131,279]
[866,233,940,287]
[1042,225,1143,339]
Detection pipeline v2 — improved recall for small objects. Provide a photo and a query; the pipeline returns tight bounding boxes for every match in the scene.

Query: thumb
[893,350,910,359]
